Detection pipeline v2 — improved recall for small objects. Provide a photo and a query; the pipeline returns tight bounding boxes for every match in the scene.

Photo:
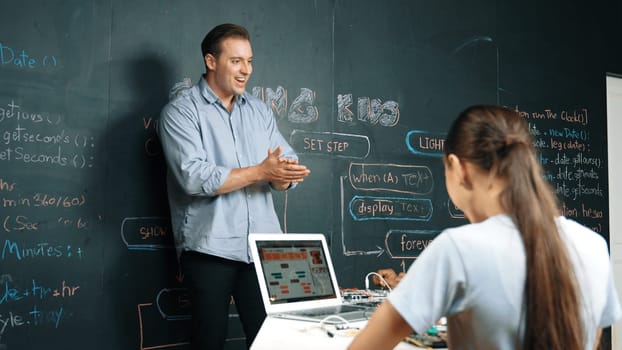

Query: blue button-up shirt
[158,77,297,263]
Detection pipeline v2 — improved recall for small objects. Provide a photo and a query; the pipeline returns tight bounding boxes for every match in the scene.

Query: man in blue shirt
[158,23,310,349]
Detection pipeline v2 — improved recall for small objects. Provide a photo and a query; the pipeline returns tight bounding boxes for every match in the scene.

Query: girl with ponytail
[349,105,621,350]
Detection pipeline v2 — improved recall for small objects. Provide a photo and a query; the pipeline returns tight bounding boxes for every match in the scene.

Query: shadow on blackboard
[101,53,247,350]
[101,53,190,349]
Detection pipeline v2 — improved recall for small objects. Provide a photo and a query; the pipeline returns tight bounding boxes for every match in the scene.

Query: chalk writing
[337,94,400,126]
[581,204,603,219]
[2,215,89,232]
[348,163,434,194]
[142,116,159,130]
[0,305,64,340]
[1,240,83,260]
[142,115,162,157]
[385,230,441,259]
[0,100,96,169]
[144,136,162,157]
[0,145,66,165]
[137,303,191,349]
[0,100,62,125]
[1,181,91,232]
[514,106,590,126]
[252,86,319,123]
[121,217,174,251]
[2,192,86,208]
[339,177,386,257]
[2,125,70,145]
[345,104,605,263]
[0,279,80,305]
[289,130,370,158]
[405,130,446,157]
[0,178,15,192]
[349,196,433,221]
[251,86,401,127]
[155,288,192,320]
[252,86,288,120]
[516,106,604,233]
[2,215,39,232]
[0,41,58,70]
[56,216,89,230]
[289,88,319,123]
[0,143,95,168]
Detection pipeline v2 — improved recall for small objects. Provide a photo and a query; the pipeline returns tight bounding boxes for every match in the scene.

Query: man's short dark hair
[201,23,250,58]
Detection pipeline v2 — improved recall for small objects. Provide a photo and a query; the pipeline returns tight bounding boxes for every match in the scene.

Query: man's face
[205,37,253,102]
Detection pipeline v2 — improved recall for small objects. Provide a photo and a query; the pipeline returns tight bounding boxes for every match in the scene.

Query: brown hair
[444,105,583,350]
[201,23,250,58]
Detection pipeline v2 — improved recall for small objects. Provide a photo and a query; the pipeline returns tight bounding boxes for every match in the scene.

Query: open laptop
[249,233,375,325]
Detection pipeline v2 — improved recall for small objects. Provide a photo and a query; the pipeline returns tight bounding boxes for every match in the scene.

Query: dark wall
[0,0,620,349]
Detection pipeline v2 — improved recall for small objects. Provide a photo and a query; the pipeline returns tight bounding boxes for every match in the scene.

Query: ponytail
[445,105,584,350]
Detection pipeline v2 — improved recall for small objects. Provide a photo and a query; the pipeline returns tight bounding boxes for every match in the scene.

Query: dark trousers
[180,251,266,350]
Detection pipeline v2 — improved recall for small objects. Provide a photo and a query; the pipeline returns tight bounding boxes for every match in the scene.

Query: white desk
[250,316,426,350]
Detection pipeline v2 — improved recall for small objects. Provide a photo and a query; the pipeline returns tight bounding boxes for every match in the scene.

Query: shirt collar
[198,75,247,106]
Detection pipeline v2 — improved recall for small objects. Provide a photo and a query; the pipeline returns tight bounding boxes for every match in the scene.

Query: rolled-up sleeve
[159,100,228,196]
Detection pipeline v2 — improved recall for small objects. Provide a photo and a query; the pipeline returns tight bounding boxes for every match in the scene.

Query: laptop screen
[254,239,337,305]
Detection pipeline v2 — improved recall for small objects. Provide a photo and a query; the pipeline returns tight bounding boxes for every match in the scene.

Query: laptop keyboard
[289,304,366,317]
[349,300,382,309]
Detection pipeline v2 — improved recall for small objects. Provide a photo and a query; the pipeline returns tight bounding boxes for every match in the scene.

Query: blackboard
[1,0,620,349]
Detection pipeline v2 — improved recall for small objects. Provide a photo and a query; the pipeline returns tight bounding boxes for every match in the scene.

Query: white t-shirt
[388,214,621,350]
